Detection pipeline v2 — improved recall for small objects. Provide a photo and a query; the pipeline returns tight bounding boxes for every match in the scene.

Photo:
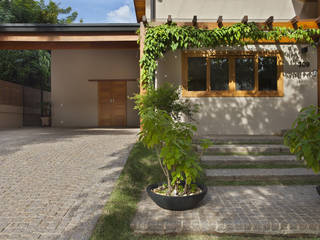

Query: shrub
[284,105,320,173]
[134,84,210,195]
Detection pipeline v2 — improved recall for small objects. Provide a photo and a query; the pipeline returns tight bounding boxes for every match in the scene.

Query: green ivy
[139,22,320,89]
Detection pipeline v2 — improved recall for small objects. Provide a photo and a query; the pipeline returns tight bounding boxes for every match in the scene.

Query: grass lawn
[90,142,320,240]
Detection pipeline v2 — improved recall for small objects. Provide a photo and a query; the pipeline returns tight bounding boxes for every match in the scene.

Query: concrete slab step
[205,168,320,181]
[201,144,290,154]
[201,155,297,165]
[194,135,284,145]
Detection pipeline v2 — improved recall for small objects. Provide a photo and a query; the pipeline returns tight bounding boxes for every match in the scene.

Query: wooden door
[98,81,126,127]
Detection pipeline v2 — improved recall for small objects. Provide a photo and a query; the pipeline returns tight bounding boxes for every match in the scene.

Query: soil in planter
[152,183,202,197]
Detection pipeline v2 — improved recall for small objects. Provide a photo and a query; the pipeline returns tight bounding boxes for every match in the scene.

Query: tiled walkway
[131,185,320,236]
[0,128,138,240]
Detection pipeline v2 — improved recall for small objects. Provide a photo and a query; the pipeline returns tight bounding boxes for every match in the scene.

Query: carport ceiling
[0,23,140,50]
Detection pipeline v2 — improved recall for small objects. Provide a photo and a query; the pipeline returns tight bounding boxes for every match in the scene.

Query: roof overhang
[0,23,140,50]
[134,0,145,23]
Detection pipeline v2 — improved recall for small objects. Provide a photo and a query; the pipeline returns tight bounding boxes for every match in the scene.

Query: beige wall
[146,0,317,21]
[51,49,140,128]
[156,45,318,135]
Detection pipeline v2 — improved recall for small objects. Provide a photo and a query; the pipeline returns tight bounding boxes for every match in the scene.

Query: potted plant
[284,105,320,195]
[40,101,51,127]
[134,84,211,211]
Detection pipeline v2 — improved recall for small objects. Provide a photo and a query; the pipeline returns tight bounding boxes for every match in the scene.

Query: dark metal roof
[0,23,140,33]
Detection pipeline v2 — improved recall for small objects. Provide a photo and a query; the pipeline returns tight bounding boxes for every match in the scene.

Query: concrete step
[201,155,297,165]
[201,144,290,154]
[194,135,284,145]
[205,168,320,182]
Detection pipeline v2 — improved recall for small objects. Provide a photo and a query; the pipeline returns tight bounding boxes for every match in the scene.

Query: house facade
[135,0,320,135]
[0,0,319,135]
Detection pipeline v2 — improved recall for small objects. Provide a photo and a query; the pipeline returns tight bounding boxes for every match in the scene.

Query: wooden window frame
[182,50,284,97]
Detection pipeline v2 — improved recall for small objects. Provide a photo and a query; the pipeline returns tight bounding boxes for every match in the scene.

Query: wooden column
[139,21,146,129]
[139,21,146,95]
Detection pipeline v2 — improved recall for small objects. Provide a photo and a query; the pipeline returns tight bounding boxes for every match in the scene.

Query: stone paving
[131,185,320,236]
[0,128,138,240]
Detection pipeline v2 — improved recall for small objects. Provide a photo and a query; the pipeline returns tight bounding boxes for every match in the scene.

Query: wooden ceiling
[134,0,145,23]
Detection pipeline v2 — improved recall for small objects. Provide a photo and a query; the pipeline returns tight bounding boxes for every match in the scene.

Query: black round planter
[146,183,207,211]
[316,185,320,196]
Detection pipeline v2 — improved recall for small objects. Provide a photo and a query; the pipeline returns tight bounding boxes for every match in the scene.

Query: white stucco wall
[147,0,317,21]
[156,45,318,135]
[51,49,140,128]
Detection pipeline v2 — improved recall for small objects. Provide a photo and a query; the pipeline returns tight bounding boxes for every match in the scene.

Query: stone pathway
[0,128,138,240]
[131,185,320,235]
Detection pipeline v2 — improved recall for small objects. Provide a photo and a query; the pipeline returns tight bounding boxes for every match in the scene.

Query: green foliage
[0,0,78,90]
[0,50,51,90]
[139,23,320,89]
[0,0,78,24]
[133,83,198,120]
[284,105,320,173]
[135,85,211,195]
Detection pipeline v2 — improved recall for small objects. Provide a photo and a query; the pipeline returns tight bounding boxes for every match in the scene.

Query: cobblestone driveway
[0,128,138,240]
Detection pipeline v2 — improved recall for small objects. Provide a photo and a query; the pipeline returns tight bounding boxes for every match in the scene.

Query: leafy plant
[135,84,211,196]
[139,23,320,89]
[284,105,320,173]
[134,83,198,121]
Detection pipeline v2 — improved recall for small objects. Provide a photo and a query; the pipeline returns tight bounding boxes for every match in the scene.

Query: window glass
[258,56,277,91]
[235,58,254,91]
[187,57,207,91]
[210,58,229,91]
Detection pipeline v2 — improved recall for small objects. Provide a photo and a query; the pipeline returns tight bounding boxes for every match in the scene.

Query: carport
[0,23,140,128]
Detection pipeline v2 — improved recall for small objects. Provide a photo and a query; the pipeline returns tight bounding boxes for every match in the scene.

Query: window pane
[258,57,277,91]
[188,57,207,91]
[210,58,229,91]
[235,58,254,91]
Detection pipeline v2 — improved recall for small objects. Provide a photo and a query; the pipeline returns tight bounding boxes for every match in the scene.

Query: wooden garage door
[98,81,126,127]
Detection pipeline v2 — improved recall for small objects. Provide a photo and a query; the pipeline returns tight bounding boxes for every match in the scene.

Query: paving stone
[131,185,320,235]
[202,144,290,154]
[0,128,138,240]
[205,168,320,181]
[202,155,297,164]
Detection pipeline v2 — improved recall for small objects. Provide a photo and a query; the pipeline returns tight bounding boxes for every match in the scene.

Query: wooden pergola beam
[167,15,172,25]
[290,16,299,29]
[149,19,319,30]
[217,16,223,28]
[265,16,274,30]
[241,16,248,24]
[192,16,198,27]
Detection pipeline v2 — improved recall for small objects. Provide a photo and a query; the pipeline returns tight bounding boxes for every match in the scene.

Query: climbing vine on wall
[138,22,320,89]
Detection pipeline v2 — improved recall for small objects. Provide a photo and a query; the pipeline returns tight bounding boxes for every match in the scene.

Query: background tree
[0,0,78,90]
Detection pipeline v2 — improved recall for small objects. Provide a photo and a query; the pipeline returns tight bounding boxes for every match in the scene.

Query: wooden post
[139,19,147,96]
[139,19,146,129]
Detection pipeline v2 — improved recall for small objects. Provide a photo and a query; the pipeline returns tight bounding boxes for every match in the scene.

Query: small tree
[134,84,211,196]
[284,105,320,173]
